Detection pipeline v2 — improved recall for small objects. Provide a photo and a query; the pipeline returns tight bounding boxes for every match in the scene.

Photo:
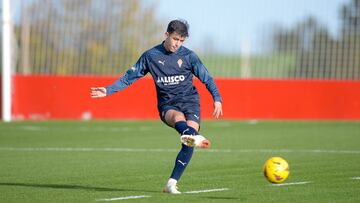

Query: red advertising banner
[8,75,360,120]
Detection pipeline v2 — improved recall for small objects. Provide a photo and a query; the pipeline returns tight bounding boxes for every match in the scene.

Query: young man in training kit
[90,19,223,194]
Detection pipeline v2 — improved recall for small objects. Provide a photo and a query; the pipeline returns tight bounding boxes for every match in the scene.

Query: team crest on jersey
[177,59,183,68]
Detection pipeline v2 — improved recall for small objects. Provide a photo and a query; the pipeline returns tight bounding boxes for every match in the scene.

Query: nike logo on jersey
[194,114,200,120]
[158,60,165,65]
[177,160,187,166]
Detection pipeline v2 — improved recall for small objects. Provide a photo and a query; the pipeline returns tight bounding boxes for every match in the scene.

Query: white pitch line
[351,177,360,180]
[1,147,360,154]
[184,188,230,194]
[95,188,229,201]
[96,195,151,201]
[0,147,178,153]
[270,181,311,186]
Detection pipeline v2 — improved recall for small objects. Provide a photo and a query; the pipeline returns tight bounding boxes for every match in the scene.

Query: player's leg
[163,109,199,134]
[161,106,210,193]
[179,104,211,148]
[162,109,195,194]
[163,109,209,147]
[180,119,211,148]
[186,120,199,131]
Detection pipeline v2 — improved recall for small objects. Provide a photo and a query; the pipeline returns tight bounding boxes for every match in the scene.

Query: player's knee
[170,111,186,123]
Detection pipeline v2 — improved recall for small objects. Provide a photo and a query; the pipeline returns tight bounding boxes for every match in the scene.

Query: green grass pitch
[0,120,359,202]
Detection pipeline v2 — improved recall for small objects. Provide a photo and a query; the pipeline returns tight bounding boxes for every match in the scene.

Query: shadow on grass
[0,182,159,193]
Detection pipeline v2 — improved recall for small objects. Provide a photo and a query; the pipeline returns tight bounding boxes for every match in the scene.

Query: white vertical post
[240,40,251,78]
[2,0,12,122]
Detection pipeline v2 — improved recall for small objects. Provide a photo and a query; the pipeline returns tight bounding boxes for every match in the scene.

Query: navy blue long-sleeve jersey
[106,42,222,108]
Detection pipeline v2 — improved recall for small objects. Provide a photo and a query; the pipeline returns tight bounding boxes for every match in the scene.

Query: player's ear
[165,32,170,38]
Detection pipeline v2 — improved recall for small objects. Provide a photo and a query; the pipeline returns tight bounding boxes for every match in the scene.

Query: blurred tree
[271,0,360,80]
[272,16,331,78]
[339,0,360,79]
[340,0,360,33]
[17,0,162,75]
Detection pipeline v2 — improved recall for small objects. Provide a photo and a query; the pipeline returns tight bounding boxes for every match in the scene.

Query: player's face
[164,32,186,52]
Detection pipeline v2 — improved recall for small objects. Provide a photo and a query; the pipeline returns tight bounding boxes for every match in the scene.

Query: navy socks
[170,121,198,181]
[170,144,194,180]
[174,121,199,135]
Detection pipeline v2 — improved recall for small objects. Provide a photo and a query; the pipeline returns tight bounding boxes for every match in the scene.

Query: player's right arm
[90,87,107,98]
[90,53,149,98]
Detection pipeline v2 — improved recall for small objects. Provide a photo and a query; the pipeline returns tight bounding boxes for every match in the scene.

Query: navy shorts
[159,101,201,125]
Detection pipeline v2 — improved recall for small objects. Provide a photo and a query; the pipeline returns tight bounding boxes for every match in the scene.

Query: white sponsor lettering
[156,75,185,85]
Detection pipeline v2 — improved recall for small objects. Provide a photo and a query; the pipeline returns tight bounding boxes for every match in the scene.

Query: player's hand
[213,101,223,119]
[90,87,107,98]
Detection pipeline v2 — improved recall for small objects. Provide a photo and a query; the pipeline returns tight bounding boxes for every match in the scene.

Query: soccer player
[90,19,223,194]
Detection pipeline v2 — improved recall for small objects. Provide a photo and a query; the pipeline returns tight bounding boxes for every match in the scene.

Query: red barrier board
[8,75,360,120]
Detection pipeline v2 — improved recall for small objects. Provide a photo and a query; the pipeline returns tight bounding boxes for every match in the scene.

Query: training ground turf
[0,120,359,202]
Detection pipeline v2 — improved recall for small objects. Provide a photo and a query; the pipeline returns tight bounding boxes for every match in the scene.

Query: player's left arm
[190,52,223,118]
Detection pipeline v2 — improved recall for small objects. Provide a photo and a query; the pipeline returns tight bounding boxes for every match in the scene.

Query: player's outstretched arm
[213,101,223,119]
[90,87,107,98]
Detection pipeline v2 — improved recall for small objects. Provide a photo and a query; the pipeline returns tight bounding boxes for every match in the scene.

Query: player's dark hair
[167,19,189,37]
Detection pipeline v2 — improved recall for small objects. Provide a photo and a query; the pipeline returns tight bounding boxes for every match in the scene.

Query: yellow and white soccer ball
[263,157,290,183]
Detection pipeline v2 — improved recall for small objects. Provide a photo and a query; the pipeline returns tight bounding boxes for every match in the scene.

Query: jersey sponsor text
[157,75,185,85]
